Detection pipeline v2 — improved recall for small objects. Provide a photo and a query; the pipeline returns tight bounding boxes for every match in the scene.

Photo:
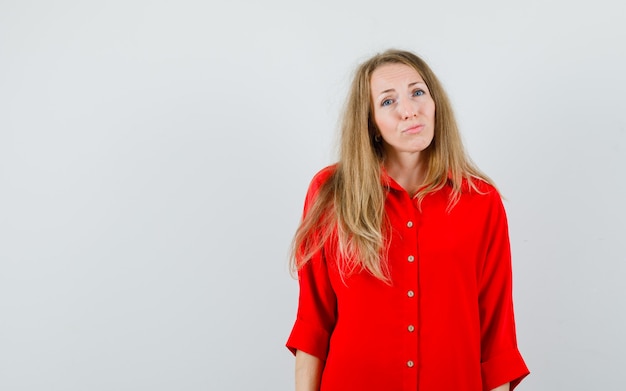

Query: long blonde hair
[291,49,492,282]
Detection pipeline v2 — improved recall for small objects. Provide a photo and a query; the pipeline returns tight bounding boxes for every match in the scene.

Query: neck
[384,151,428,197]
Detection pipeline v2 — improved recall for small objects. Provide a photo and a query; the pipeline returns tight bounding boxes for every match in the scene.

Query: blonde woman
[287,49,529,391]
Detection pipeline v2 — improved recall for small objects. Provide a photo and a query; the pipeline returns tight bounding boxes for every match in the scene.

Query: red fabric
[287,165,529,391]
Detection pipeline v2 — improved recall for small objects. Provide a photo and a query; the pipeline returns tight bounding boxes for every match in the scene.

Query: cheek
[428,100,436,118]
[372,112,387,131]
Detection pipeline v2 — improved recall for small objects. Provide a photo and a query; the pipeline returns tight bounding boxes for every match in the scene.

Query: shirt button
[407,221,414,228]
[408,325,415,332]
[408,255,415,262]
[407,360,415,368]
[407,290,415,298]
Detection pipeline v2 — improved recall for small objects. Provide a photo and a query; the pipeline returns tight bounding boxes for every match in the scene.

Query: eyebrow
[376,82,426,98]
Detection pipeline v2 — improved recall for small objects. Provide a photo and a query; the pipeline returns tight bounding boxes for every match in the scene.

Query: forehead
[370,63,424,93]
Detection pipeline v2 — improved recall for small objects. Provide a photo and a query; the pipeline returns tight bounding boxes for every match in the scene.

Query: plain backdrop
[1,0,625,390]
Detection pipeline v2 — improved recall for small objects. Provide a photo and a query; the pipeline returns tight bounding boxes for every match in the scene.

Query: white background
[1,1,625,390]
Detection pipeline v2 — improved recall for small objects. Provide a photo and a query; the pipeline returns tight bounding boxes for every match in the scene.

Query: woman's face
[370,63,435,159]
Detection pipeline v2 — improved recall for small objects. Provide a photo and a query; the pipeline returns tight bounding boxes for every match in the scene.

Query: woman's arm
[490,383,510,391]
[478,190,529,389]
[295,350,323,391]
[491,383,511,391]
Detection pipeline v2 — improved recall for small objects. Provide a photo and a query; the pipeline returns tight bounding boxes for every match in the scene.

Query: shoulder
[307,164,338,193]
[453,177,505,215]
[302,164,338,208]
[463,178,509,226]
[461,176,499,198]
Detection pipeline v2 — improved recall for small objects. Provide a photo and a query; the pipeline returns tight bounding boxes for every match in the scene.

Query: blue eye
[382,99,393,107]
[413,89,425,97]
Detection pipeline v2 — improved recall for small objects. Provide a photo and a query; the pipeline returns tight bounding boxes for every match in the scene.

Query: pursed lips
[401,124,424,134]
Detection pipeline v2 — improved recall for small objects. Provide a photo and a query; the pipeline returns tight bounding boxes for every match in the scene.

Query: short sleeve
[478,190,529,390]
[286,250,337,360]
[286,167,338,361]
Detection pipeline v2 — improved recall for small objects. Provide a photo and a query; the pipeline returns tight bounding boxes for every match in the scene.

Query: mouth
[402,124,424,134]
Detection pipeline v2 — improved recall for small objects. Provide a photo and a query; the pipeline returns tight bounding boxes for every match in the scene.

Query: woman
[286,49,529,391]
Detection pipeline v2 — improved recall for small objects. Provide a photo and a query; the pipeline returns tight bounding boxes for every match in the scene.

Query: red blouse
[287,166,529,391]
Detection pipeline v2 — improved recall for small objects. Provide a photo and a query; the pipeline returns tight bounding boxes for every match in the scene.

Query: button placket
[404,214,418,374]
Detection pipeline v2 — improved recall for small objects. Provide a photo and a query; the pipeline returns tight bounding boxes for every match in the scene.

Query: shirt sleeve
[286,168,338,361]
[478,190,530,391]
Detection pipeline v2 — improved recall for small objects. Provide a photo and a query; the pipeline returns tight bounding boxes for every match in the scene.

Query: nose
[398,99,418,119]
